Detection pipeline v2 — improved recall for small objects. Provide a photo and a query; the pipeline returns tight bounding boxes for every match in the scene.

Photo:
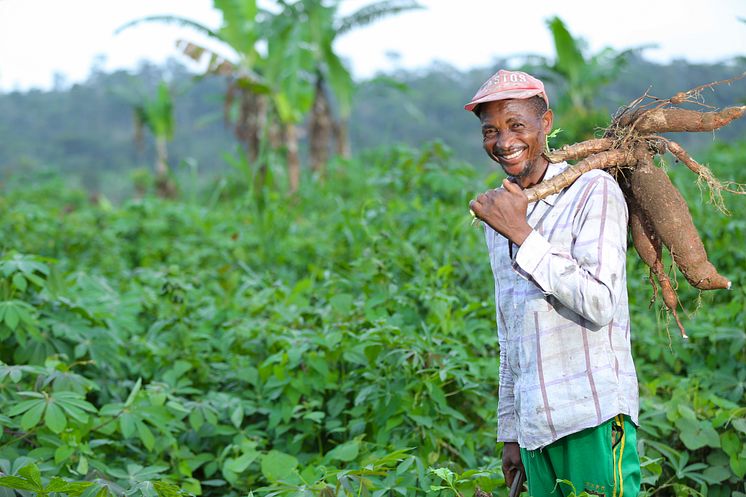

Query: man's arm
[515,173,628,326]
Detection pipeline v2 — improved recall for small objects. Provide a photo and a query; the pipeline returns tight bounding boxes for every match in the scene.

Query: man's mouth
[496,147,526,162]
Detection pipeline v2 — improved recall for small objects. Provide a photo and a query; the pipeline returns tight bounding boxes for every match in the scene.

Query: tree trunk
[285,123,300,194]
[332,116,351,158]
[155,136,169,177]
[309,77,332,177]
[154,136,176,198]
[235,90,265,163]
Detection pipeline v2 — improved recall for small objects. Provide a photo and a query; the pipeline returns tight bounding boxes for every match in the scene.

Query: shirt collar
[535,161,569,206]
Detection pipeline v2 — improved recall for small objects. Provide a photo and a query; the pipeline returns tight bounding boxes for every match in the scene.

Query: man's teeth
[502,149,523,160]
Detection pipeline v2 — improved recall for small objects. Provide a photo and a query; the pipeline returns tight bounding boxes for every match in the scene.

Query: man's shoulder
[567,168,624,198]
[573,167,618,185]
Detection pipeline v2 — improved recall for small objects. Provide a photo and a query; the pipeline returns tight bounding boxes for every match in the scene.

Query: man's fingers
[503,179,521,194]
[503,466,514,487]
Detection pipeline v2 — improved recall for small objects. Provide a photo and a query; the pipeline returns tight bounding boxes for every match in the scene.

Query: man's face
[479,98,553,188]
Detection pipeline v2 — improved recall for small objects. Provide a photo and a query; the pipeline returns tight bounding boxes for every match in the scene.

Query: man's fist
[469,179,532,245]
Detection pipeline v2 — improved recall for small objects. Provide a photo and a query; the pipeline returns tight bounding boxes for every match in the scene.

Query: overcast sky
[0,0,744,91]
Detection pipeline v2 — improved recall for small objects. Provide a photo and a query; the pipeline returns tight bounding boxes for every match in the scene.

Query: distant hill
[1,55,744,194]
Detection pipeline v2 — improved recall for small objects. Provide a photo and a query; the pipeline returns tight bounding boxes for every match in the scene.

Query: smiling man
[466,70,641,497]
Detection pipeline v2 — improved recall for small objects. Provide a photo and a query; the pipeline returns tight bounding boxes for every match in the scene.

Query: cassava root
[543,138,614,163]
[627,196,686,337]
[631,106,745,134]
[525,149,635,203]
[628,146,730,291]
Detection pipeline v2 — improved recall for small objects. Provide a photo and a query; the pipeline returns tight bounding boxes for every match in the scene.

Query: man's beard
[498,151,544,185]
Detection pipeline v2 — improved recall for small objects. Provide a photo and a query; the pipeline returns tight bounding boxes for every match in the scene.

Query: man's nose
[493,133,512,153]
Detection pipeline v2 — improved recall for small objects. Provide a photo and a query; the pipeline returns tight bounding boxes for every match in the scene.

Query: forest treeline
[1,54,744,194]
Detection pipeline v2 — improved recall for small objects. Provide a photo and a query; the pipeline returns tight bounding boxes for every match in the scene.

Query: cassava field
[0,140,745,497]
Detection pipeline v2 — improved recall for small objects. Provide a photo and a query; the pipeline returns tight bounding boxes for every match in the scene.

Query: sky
[0,0,744,91]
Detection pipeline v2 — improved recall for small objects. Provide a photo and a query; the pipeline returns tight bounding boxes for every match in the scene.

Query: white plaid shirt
[483,162,639,450]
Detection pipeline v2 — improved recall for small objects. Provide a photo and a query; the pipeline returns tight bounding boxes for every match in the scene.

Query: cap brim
[464,89,547,112]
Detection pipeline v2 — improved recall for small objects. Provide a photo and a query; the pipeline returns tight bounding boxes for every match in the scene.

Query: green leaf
[120,412,136,438]
[224,450,258,473]
[702,465,731,484]
[4,305,20,330]
[20,400,45,430]
[58,403,90,424]
[731,454,746,479]
[732,418,746,434]
[261,450,298,482]
[321,45,354,118]
[46,477,92,494]
[53,391,98,412]
[329,293,354,313]
[676,417,721,450]
[54,445,76,464]
[12,273,27,292]
[18,464,42,488]
[230,405,243,428]
[546,16,585,82]
[430,467,456,485]
[125,378,143,407]
[396,456,415,475]
[154,481,183,497]
[80,483,109,497]
[76,455,89,475]
[9,367,22,383]
[721,431,742,456]
[0,476,40,491]
[45,402,67,433]
[189,409,204,431]
[137,420,156,451]
[327,440,360,462]
[7,398,44,417]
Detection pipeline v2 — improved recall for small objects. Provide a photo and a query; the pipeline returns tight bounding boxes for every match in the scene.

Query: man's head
[465,70,553,188]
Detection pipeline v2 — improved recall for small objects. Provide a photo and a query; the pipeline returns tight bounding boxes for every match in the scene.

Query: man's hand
[502,442,526,491]
[470,179,532,245]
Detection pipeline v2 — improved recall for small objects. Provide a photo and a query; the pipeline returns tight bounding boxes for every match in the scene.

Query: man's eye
[483,129,496,137]
[511,123,524,130]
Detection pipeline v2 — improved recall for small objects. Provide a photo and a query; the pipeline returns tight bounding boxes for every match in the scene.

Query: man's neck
[517,157,550,189]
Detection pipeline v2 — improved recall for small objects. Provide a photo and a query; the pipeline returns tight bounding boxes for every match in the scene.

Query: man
[466,70,641,497]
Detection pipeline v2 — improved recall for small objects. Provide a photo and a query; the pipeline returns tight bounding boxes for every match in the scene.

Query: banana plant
[132,81,175,197]
[522,16,650,142]
[117,0,422,194]
[302,0,423,173]
[116,0,286,193]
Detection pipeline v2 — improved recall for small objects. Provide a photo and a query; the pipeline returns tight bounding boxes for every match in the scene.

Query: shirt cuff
[515,229,551,276]
[497,424,518,444]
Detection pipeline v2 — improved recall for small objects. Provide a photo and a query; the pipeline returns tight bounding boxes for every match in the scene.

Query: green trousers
[519,415,640,497]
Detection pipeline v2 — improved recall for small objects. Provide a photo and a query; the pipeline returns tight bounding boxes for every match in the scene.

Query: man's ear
[542,108,554,134]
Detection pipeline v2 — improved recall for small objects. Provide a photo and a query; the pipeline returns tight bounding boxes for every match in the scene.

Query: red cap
[464,70,548,112]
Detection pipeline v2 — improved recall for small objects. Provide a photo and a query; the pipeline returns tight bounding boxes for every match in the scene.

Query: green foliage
[0,139,745,496]
[0,142,503,496]
[521,16,647,144]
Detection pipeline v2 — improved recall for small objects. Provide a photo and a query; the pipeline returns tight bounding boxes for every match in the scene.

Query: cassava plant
[472,74,746,337]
